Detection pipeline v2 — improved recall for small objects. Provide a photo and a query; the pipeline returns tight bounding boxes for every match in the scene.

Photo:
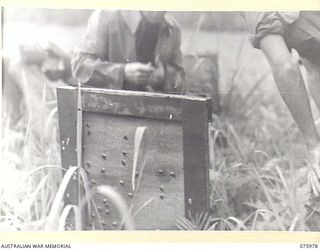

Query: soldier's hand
[124,62,154,86]
[148,61,165,88]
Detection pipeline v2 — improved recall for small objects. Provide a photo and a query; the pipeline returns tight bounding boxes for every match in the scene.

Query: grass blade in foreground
[131,126,150,193]
[46,166,79,230]
[58,204,82,231]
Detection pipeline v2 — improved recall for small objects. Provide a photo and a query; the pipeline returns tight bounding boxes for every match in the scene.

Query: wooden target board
[57,86,212,230]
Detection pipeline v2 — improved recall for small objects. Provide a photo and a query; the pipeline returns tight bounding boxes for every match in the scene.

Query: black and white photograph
[2,8,320,231]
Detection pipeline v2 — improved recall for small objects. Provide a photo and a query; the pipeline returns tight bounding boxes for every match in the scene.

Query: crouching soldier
[244,12,320,228]
[71,10,184,93]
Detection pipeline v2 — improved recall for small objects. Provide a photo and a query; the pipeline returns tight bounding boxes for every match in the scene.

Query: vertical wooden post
[56,88,79,206]
[182,98,212,218]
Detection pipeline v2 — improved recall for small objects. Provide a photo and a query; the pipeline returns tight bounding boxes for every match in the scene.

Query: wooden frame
[57,86,212,228]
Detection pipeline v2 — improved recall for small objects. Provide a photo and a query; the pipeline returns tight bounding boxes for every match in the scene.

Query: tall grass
[1,125,63,230]
[1,68,64,230]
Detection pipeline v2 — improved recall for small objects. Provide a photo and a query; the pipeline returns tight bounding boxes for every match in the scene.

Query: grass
[1,133,61,230]
[176,90,314,230]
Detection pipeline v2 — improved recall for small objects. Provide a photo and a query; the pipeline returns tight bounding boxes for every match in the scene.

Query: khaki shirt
[244,11,300,34]
[243,11,300,48]
[71,10,184,92]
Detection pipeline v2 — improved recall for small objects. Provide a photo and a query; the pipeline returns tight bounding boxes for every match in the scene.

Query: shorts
[249,11,320,64]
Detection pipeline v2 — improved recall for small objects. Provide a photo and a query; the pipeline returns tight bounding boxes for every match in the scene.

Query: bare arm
[260,34,319,148]
[261,34,320,196]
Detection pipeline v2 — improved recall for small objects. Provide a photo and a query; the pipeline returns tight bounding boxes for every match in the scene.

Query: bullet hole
[170,172,176,178]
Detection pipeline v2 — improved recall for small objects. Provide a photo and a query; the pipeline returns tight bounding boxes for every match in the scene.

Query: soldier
[71,10,184,93]
[244,12,320,198]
